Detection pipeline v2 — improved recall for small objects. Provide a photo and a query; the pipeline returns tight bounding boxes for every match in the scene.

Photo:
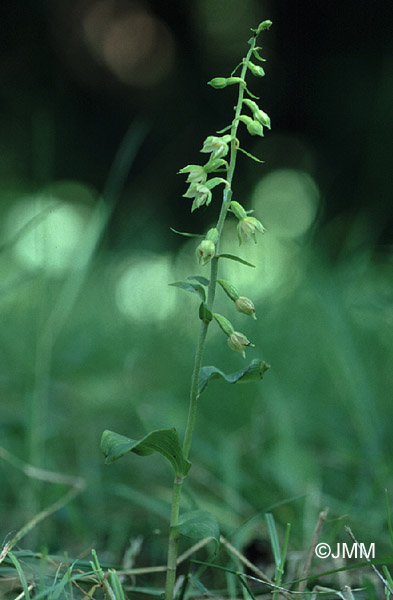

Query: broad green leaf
[187,275,210,286]
[217,253,256,268]
[101,429,191,476]
[198,359,269,394]
[170,227,204,238]
[175,510,220,544]
[169,280,206,302]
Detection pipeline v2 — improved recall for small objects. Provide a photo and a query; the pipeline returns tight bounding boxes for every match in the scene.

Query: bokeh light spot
[252,169,320,238]
[83,0,175,87]
[115,253,176,323]
[4,182,95,275]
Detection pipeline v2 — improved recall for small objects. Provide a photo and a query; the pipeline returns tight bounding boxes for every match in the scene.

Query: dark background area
[1,1,392,251]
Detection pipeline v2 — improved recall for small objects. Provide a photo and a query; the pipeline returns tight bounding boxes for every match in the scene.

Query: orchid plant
[101,20,272,599]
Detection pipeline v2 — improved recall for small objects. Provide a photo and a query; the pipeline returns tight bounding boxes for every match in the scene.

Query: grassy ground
[0,174,392,597]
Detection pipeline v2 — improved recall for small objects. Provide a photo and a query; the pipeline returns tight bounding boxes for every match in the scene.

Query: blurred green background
[0,0,392,568]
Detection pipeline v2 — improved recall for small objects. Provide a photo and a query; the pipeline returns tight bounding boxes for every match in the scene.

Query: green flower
[200,135,231,159]
[196,240,215,266]
[227,331,254,358]
[178,164,207,184]
[183,183,212,211]
[237,216,265,244]
[235,296,257,319]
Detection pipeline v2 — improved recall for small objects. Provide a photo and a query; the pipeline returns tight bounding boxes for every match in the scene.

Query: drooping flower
[200,135,231,159]
[237,216,265,244]
[227,331,254,358]
[183,183,212,211]
[178,164,207,184]
[235,296,257,319]
[196,240,215,266]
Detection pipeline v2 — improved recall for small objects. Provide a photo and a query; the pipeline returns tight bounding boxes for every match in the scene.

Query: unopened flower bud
[247,62,265,78]
[237,216,265,245]
[196,240,215,266]
[235,296,256,319]
[238,115,264,137]
[205,228,219,244]
[256,20,272,33]
[227,331,254,358]
[208,77,246,89]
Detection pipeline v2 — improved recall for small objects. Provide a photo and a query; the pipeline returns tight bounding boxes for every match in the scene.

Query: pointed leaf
[187,275,210,286]
[170,227,204,238]
[169,281,206,302]
[101,429,191,476]
[244,86,260,100]
[216,124,232,134]
[253,47,267,62]
[217,253,256,268]
[198,359,270,394]
[238,146,264,163]
[175,510,220,544]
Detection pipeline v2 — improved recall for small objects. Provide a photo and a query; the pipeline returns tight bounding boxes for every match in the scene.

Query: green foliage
[198,359,269,394]
[101,429,191,476]
[175,510,220,544]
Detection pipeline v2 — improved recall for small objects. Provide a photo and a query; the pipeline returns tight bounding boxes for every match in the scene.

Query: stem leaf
[217,253,256,268]
[170,227,204,238]
[101,429,192,476]
[169,280,206,302]
[198,359,270,394]
[174,510,220,545]
[187,275,210,286]
[237,146,265,163]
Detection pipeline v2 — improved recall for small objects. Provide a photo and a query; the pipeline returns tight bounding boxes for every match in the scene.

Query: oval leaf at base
[175,510,220,545]
[101,429,191,476]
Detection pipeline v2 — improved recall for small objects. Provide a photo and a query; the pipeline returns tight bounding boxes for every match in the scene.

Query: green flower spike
[237,216,265,244]
[227,331,254,358]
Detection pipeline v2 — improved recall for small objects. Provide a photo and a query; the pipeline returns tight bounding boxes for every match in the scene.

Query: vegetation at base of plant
[100,19,273,600]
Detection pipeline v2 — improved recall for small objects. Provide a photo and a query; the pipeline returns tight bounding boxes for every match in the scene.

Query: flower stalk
[164,22,272,599]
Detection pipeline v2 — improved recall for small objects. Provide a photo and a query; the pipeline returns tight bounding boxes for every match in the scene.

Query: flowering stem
[165,33,260,600]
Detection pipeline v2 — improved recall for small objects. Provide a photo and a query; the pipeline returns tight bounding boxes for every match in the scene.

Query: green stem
[164,33,259,600]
